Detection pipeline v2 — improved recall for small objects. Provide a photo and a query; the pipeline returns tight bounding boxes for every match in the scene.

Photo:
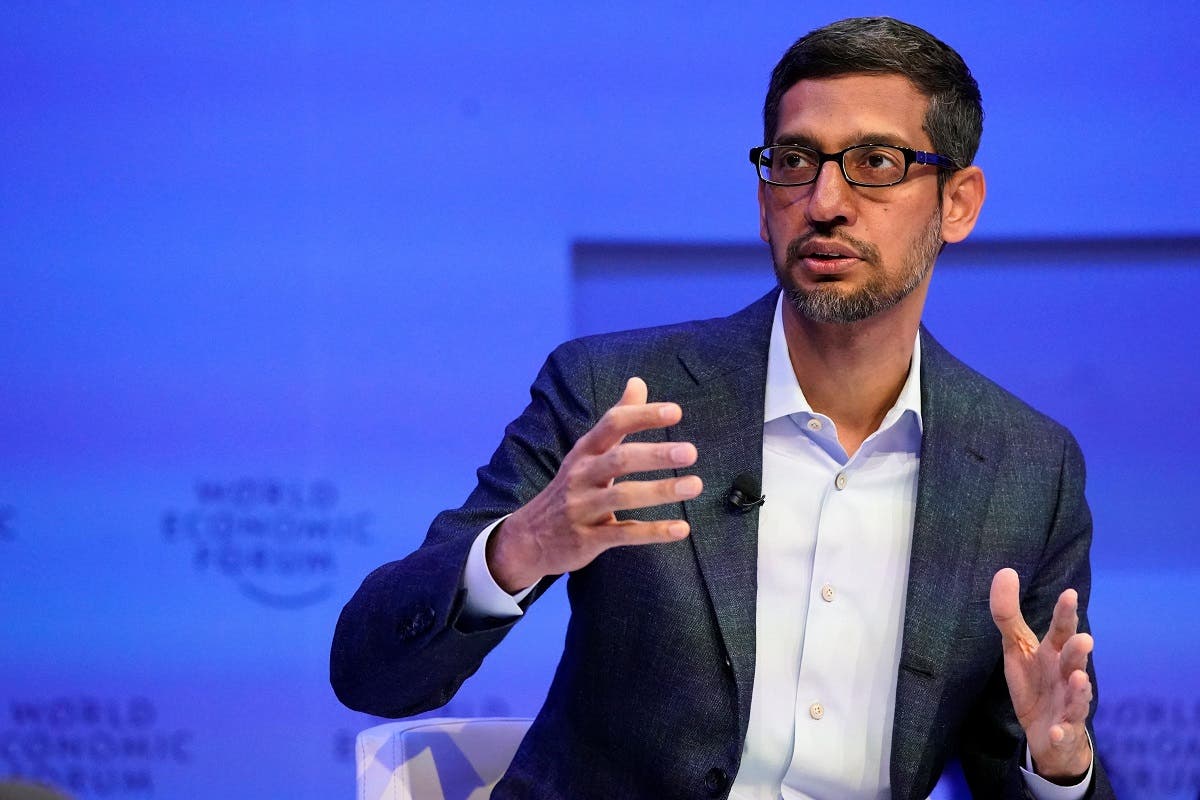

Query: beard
[774,211,943,324]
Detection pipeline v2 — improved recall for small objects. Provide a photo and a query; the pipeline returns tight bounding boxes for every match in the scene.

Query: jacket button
[704,767,729,795]
[396,605,436,640]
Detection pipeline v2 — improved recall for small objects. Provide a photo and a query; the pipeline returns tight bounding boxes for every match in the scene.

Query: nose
[804,160,857,229]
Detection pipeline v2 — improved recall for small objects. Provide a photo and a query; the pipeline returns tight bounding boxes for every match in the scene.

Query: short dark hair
[763,17,983,173]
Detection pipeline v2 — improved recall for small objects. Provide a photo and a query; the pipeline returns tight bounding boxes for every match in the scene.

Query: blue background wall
[3,3,1198,798]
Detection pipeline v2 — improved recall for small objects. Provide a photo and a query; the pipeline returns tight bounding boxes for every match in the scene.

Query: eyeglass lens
[760,145,909,187]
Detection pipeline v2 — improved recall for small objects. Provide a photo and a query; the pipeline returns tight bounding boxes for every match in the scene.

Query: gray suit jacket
[331,290,1112,799]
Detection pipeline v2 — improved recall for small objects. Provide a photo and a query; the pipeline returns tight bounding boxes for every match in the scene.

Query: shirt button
[834,472,848,490]
[820,583,835,602]
[806,418,823,431]
[809,702,824,720]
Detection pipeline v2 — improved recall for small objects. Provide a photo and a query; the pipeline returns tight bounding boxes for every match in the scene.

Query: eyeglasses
[749,144,959,188]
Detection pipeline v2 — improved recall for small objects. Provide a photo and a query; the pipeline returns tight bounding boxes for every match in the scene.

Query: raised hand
[990,567,1094,781]
[486,377,702,593]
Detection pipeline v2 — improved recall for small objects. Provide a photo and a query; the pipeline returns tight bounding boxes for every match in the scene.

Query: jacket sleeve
[958,432,1115,799]
[329,339,598,717]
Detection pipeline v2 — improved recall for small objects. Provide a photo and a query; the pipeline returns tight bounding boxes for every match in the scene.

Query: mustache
[785,232,881,266]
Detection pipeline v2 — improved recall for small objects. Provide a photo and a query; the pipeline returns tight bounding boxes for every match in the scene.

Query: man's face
[759,73,945,325]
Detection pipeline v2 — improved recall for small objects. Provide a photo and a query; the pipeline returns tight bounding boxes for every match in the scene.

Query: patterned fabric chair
[356,717,533,800]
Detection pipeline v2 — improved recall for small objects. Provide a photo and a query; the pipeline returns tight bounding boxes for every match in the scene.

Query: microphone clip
[726,473,766,513]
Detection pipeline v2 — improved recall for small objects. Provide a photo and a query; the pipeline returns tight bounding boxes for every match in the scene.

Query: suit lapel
[665,292,774,737]
[890,329,1003,799]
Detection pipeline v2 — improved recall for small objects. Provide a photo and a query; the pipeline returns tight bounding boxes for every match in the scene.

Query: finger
[602,474,703,514]
[1061,669,1094,724]
[579,393,683,457]
[578,441,698,485]
[598,518,692,548]
[990,568,1037,651]
[1047,721,1084,747]
[1044,588,1080,651]
[1060,632,1093,680]
[618,376,648,407]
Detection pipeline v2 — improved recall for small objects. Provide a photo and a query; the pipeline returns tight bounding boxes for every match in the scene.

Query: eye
[847,146,906,184]
[780,148,817,170]
[856,148,903,170]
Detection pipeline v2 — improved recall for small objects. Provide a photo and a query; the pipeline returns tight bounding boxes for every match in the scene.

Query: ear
[939,165,986,244]
[758,180,770,244]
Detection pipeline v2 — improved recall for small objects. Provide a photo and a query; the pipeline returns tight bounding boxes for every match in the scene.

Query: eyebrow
[773,132,916,150]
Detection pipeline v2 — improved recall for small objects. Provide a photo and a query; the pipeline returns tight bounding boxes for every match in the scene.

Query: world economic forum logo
[1094,693,1200,796]
[0,696,192,797]
[160,478,373,609]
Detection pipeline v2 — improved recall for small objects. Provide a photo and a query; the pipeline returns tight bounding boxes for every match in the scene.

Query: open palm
[990,567,1094,780]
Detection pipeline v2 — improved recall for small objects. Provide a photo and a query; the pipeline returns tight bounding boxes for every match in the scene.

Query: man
[332,17,1111,799]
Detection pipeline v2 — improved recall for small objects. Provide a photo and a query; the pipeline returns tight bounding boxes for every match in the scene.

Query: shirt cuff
[1019,730,1094,800]
[461,515,536,619]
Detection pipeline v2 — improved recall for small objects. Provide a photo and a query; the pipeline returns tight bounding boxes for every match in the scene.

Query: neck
[781,293,923,456]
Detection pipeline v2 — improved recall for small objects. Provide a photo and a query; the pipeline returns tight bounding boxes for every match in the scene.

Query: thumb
[990,567,1035,645]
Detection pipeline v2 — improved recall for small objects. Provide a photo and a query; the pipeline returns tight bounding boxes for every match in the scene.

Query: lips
[797,239,861,260]
[795,239,862,275]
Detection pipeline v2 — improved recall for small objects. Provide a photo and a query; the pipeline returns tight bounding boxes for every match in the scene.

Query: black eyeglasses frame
[748,143,959,188]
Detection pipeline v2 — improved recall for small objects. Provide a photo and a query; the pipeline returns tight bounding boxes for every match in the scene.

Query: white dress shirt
[728,295,924,799]
[461,295,1089,799]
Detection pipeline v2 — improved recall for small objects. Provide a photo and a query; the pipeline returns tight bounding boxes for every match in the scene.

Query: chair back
[356,716,533,800]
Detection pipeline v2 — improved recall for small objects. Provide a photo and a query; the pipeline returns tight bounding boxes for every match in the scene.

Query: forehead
[773,73,931,148]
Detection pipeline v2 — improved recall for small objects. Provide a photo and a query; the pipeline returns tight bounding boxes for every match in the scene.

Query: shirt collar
[763,293,924,432]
